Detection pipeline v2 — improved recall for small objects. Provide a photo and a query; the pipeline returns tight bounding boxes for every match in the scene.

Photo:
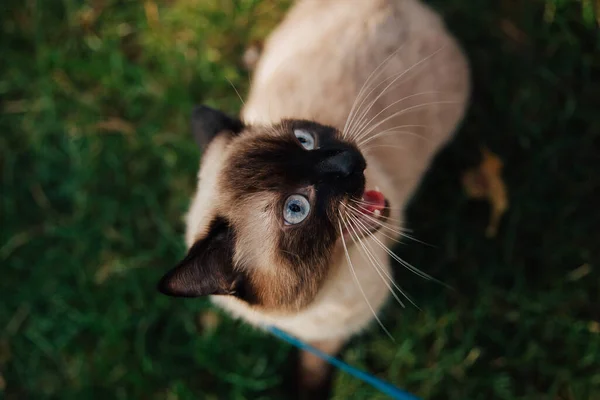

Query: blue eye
[283,194,310,225]
[294,129,315,150]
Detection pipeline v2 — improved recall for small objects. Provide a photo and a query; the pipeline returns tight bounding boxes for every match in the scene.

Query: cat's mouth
[341,189,389,239]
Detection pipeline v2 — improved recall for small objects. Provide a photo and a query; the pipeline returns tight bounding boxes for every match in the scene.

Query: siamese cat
[158,0,469,390]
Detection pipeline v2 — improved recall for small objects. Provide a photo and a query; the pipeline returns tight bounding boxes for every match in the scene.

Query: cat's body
[214,0,468,341]
[161,0,469,391]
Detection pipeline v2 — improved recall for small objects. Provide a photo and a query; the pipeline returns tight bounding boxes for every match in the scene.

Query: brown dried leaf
[95,118,135,135]
[567,263,592,281]
[2,100,28,114]
[144,1,160,29]
[77,7,98,31]
[198,310,220,333]
[76,1,106,31]
[462,147,509,237]
[499,19,529,44]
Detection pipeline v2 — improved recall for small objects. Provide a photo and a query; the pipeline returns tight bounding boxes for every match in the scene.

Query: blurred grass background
[1,0,599,399]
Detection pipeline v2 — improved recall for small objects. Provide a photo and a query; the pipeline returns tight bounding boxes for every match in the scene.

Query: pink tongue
[361,190,386,214]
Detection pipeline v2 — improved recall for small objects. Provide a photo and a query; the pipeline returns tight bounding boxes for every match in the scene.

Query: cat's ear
[157,218,239,297]
[191,105,244,149]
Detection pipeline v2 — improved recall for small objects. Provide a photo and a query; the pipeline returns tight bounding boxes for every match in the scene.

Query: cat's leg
[297,338,345,398]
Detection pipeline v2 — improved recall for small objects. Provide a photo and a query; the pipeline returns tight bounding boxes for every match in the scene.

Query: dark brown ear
[191,105,244,149]
[157,217,239,297]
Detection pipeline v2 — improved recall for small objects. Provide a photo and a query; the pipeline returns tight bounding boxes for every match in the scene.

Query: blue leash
[266,325,421,400]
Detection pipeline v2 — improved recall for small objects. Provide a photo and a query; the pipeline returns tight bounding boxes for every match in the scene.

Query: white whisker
[345,212,419,309]
[343,212,406,308]
[352,91,442,142]
[225,77,245,106]
[348,198,408,214]
[338,214,394,341]
[363,144,407,153]
[357,100,460,147]
[360,124,428,150]
[390,230,435,247]
[344,200,397,222]
[359,125,433,148]
[346,70,414,139]
[351,214,436,282]
[344,209,405,245]
[346,45,447,140]
[346,202,432,246]
[342,45,407,137]
[343,202,410,237]
[347,202,405,222]
[367,234,429,280]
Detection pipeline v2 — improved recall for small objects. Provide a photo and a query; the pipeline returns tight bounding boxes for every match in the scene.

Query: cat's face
[158,106,388,311]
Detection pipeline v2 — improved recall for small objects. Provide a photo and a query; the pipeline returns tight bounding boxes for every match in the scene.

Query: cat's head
[157,106,388,311]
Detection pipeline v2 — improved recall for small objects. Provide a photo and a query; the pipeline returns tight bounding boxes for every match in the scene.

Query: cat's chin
[340,189,389,240]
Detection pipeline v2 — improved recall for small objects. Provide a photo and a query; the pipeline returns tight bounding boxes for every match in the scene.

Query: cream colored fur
[189,0,469,342]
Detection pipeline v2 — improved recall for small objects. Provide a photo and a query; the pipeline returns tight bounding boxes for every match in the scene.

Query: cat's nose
[315,147,366,179]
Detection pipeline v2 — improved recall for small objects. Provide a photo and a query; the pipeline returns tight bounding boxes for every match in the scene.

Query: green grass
[1,0,599,399]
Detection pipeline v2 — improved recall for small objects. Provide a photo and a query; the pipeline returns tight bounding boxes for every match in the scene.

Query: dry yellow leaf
[144,1,160,29]
[462,147,509,237]
[198,310,220,332]
[95,118,135,135]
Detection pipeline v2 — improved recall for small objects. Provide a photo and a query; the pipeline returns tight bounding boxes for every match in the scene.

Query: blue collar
[266,325,421,400]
